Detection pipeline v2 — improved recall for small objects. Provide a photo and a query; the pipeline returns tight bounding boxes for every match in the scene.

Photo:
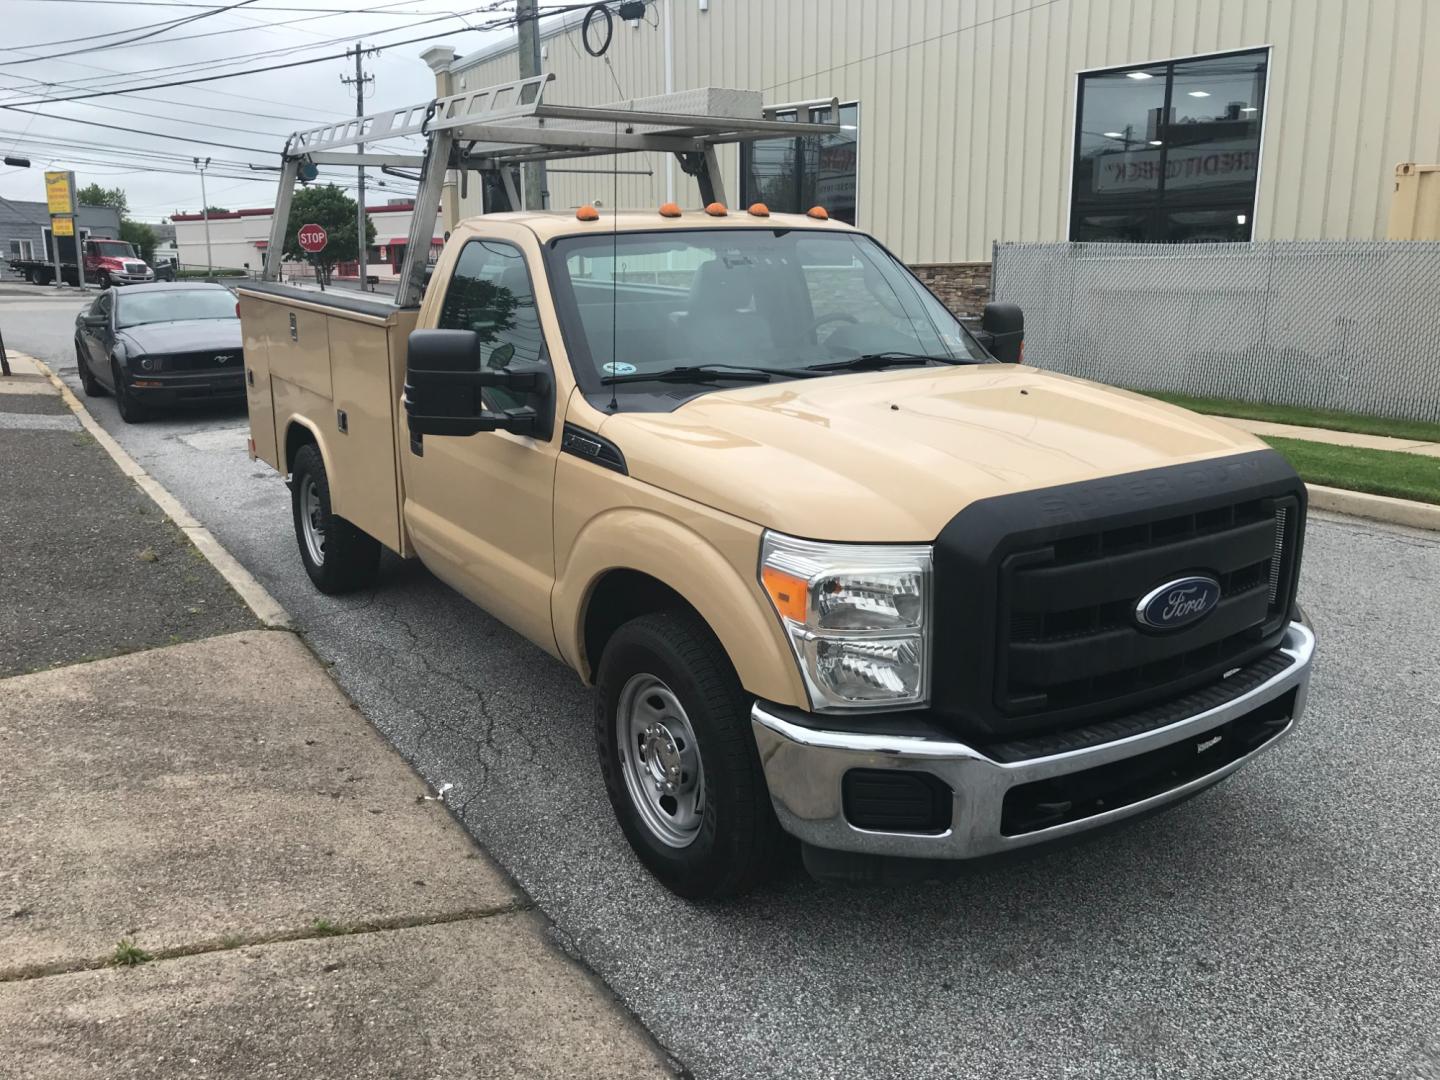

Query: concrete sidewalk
[1219,414,1440,457]
[0,360,677,1078]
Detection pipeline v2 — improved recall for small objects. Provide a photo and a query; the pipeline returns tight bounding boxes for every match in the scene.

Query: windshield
[117,289,236,328]
[548,229,987,398]
[92,241,137,259]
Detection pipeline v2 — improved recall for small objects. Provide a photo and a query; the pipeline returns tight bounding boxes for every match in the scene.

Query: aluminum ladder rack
[261,73,839,307]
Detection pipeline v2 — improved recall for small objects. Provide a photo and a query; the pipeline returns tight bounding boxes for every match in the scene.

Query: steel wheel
[299,474,327,567]
[617,673,706,848]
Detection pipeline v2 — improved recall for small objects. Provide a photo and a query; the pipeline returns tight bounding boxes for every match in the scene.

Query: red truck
[7,237,154,287]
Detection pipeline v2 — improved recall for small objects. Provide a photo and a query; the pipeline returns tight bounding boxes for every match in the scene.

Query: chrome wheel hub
[300,477,326,566]
[617,674,705,848]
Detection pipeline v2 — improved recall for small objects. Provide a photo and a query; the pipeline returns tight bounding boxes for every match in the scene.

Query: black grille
[997,495,1299,719]
[928,450,1306,742]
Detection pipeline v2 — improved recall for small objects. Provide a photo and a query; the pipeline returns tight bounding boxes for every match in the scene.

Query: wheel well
[582,569,700,678]
[284,422,317,475]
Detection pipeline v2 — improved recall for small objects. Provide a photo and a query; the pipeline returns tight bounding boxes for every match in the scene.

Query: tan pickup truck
[239,82,1314,896]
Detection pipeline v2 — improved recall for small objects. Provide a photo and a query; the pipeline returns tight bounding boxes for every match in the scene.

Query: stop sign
[297,223,327,253]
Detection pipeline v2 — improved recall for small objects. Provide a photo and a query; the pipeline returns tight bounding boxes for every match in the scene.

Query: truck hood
[117,319,241,355]
[598,365,1268,542]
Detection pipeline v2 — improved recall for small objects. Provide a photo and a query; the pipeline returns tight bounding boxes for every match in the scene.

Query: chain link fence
[991,240,1440,424]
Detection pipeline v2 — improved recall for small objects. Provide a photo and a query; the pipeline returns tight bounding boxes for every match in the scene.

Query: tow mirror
[404,328,552,443]
[978,302,1024,364]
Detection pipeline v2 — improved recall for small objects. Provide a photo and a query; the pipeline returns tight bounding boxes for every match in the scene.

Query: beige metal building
[422,0,1438,304]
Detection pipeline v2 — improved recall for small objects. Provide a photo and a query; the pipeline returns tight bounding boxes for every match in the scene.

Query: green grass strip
[1141,391,1440,444]
[1262,436,1440,505]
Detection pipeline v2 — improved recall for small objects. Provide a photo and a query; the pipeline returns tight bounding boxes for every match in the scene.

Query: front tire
[98,270,112,289]
[111,360,149,423]
[595,610,783,899]
[290,443,380,594]
[76,343,104,396]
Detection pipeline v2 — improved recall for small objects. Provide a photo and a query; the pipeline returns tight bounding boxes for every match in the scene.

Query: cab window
[438,238,546,415]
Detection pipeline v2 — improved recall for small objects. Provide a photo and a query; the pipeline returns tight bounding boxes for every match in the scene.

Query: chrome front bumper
[752,621,1315,860]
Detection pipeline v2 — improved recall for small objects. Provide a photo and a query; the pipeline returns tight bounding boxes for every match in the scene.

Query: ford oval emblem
[1135,575,1222,631]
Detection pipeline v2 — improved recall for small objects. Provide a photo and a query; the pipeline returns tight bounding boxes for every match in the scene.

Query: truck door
[402,236,560,653]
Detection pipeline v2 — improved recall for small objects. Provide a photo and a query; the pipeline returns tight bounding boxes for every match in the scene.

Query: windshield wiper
[600,364,811,385]
[805,352,965,373]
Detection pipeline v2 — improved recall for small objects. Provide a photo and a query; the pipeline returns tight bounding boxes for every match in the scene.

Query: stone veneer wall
[909,262,993,318]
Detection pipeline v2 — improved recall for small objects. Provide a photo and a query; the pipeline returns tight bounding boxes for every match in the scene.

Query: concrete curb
[1307,483,1440,531]
[20,351,292,630]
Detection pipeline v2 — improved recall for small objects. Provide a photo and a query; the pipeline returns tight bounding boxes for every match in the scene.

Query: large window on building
[740,102,858,225]
[1071,48,1267,243]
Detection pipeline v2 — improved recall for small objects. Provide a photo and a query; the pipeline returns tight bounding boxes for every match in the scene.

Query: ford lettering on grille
[1134,575,1222,631]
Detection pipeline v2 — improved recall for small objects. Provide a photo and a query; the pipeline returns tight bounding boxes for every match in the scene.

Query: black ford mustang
[74,282,243,423]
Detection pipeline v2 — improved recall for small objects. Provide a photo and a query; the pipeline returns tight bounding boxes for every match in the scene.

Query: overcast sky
[0,0,521,221]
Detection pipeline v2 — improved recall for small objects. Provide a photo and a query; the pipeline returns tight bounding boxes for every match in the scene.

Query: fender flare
[554,507,807,708]
[279,414,333,479]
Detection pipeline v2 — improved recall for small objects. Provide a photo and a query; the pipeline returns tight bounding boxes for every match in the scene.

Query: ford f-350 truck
[238,78,1314,897]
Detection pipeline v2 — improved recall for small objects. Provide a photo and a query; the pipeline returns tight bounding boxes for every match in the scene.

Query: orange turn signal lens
[704,202,728,217]
[659,202,682,218]
[806,205,829,220]
[576,204,600,221]
[762,566,808,624]
[747,202,770,217]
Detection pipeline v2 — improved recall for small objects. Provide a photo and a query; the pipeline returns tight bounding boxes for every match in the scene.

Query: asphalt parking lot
[5,292,1437,1079]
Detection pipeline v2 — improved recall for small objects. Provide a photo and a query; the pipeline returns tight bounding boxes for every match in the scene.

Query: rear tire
[595,609,784,899]
[111,360,149,423]
[76,344,104,396]
[290,443,380,594]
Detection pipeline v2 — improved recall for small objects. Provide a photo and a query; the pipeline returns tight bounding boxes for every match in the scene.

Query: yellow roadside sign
[45,171,75,215]
[51,215,75,237]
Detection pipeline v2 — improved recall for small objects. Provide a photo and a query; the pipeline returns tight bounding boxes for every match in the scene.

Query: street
[5,289,1438,1079]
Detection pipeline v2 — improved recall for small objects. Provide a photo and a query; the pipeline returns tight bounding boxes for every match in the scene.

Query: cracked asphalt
[6,292,1438,1079]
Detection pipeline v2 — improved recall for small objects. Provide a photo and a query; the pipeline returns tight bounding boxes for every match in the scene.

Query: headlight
[759,531,932,711]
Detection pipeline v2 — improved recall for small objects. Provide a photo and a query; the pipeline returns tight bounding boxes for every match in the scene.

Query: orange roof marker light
[659,202,682,218]
[747,202,770,217]
[576,204,600,221]
[806,205,830,220]
[704,202,728,216]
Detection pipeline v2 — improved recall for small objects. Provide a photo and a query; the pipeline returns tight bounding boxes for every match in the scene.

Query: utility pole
[342,43,376,291]
[193,157,213,274]
[516,0,546,210]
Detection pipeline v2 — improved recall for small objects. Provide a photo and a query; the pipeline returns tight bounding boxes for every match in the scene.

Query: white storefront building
[171,200,444,280]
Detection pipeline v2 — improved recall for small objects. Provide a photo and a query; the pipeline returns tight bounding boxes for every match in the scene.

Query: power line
[0,2,598,100]
[13,0,444,11]
[0,68,343,124]
[10,2,516,94]
[0,12,520,106]
[3,105,274,155]
[1,0,265,67]
[5,1,256,52]
[2,0,436,64]
[3,93,301,139]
